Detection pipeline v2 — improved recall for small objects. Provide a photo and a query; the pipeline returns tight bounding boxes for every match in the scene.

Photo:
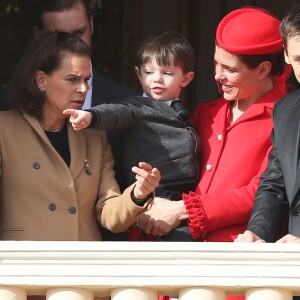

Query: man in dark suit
[33,0,134,240]
[235,6,300,244]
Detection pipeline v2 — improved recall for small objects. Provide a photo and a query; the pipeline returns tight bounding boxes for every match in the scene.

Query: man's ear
[89,16,94,35]
[35,70,47,92]
[181,71,195,87]
[284,49,291,65]
[257,61,272,79]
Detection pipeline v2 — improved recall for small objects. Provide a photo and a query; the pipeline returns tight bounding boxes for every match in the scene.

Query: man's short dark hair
[33,0,93,29]
[280,5,300,50]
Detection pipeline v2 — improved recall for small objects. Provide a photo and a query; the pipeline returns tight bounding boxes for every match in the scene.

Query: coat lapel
[290,121,300,206]
[209,98,229,132]
[292,169,300,209]
[209,98,265,132]
[23,112,70,165]
[23,112,87,180]
[67,123,87,180]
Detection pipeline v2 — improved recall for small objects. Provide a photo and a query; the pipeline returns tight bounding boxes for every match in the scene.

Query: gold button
[217,134,222,141]
[206,164,212,171]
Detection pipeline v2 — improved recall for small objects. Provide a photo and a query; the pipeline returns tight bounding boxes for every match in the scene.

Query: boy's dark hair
[8,31,90,118]
[280,5,300,50]
[33,0,93,29]
[136,31,195,74]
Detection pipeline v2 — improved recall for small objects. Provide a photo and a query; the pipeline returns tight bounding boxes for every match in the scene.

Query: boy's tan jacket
[0,109,150,241]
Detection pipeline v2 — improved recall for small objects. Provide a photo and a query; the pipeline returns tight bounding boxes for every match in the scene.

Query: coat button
[69,207,77,214]
[49,203,56,211]
[217,134,222,141]
[206,164,212,171]
[291,209,299,216]
[33,162,41,169]
[85,169,92,175]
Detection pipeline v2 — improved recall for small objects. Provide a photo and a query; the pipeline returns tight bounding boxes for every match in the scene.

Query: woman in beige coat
[0,31,160,241]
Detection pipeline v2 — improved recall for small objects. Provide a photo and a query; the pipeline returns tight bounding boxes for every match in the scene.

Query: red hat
[216,7,283,55]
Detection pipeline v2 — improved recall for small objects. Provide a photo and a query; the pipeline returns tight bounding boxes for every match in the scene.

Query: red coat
[183,83,287,242]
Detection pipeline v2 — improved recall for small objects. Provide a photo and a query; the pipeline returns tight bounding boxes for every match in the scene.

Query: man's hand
[136,198,188,236]
[234,230,265,243]
[276,234,300,243]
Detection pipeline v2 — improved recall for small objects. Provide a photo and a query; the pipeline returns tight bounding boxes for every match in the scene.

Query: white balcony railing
[0,241,300,299]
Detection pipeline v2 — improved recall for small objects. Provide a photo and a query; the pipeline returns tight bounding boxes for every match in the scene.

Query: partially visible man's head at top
[33,0,94,47]
[280,6,300,84]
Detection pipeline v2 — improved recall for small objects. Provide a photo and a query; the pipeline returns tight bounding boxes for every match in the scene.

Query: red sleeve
[183,145,272,239]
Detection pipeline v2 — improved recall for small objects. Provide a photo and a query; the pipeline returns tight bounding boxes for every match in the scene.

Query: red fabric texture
[183,192,207,240]
[216,7,282,55]
[183,81,287,242]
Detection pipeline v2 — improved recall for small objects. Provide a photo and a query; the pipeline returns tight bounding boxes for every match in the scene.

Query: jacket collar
[22,112,86,180]
[209,84,286,131]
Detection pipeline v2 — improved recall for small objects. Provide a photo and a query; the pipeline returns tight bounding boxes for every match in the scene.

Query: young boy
[64,30,199,241]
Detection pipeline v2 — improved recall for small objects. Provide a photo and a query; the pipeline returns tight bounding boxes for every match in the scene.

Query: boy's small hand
[132,162,160,200]
[63,109,92,130]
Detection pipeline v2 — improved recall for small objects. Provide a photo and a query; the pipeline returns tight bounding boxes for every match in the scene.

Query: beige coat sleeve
[94,131,153,233]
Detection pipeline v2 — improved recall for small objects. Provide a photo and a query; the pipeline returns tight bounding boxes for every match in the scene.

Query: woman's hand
[136,198,189,236]
[131,162,160,199]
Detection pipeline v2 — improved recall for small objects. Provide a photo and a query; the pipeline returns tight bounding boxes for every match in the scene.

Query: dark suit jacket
[89,95,200,199]
[248,88,300,242]
[91,71,134,106]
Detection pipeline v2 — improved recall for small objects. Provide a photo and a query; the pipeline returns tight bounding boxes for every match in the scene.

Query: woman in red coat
[184,6,289,243]
[146,7,290,300]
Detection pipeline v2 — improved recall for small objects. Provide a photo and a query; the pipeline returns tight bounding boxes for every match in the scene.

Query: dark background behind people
[0,0,299,112]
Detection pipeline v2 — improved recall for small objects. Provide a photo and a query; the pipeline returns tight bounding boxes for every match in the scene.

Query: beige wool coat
[0,109,151,241]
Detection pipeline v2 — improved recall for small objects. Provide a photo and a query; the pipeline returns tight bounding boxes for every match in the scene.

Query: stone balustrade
[0,241,299,299]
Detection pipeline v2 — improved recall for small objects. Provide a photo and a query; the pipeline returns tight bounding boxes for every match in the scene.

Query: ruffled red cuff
[183,191,207,239]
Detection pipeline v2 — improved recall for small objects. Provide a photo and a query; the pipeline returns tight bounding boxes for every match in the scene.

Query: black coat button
[85,169,92,175]
[49,204,56,211]
[33,162,41,169]
[69,207,77,214]
[291,209,299,216]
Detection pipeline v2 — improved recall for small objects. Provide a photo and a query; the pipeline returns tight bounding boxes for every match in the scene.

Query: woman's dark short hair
[237,50,285,77]
[8,31,90,118]
[136,30,195,74]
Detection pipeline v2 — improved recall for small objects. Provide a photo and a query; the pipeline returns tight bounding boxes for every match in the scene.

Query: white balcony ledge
[0,241,299,299]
